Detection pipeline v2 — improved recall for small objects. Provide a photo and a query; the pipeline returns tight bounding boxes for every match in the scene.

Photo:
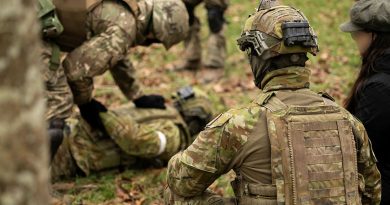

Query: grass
[52,0,360,204]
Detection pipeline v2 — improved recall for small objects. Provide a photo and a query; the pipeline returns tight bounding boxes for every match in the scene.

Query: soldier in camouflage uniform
[164,2,382,205]
[38,0,74,159]
[173,0,228,70]
[51,87,213,180]
[41,0,189,135]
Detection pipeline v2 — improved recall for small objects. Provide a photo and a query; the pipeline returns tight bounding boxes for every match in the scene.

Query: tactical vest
[52,0,139,51]
[232,91,361,205]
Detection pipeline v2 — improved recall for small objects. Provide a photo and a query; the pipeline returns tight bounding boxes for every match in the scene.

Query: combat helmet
[145,0,190,49]
[237,0,319,60]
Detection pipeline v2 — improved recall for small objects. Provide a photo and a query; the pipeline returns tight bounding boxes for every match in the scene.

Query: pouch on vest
[262,94,361,205]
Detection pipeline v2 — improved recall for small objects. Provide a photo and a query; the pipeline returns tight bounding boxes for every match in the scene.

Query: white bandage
[156,131,167,156]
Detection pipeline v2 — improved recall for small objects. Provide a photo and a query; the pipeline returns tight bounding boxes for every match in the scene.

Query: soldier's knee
[206,6,225,33]
[183,0,200,26]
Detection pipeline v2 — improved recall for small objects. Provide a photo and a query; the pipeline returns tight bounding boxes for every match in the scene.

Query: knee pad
[206,6,225,33]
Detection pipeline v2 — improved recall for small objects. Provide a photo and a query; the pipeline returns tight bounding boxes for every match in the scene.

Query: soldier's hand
[78,99,109,136]
[133,95,166,109]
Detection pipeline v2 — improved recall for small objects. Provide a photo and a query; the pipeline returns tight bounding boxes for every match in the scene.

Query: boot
[203,28,226,69]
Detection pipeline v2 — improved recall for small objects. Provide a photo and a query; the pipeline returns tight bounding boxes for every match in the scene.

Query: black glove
[48,119,65,162]
[78,99,108,136]
[133,95,166,109]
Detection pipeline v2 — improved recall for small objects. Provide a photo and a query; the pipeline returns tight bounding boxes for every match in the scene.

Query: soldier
[172,0,228,71]
[40,0,189,136]
[164,2,382,204]
[38,0,74,160]
[51,87,213,180]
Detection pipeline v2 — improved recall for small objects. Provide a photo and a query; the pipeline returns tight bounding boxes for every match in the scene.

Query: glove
[78,99,108,136]
[133,95,166,109]
[48,119,65,162]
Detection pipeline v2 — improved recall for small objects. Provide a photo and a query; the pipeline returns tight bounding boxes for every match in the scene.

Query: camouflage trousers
[51,105,189,181]
[180,0,228,69]
[41,41,73,121]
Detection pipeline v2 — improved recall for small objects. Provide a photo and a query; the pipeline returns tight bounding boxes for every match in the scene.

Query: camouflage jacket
[63,0,142,105]
[51,104,192,180]
[166,66,381,204]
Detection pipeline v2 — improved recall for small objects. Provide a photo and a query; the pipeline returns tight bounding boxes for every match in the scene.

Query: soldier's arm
[167,109,252,197]
[63,1,137,105]
[166,128,225,197]
[109,55,143,101]
[351,117,381,205]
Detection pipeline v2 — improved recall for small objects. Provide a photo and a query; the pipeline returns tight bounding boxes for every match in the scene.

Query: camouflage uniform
[165,4,381,205]
[38,0,74,121]
[40,41,73,121]
[51,87,213,180]
[48,0,189,105]
[175,0,228,70]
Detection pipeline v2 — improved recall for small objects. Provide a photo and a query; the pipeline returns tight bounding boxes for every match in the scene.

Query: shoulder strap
[254,91,288,112]
[49,43,61,71]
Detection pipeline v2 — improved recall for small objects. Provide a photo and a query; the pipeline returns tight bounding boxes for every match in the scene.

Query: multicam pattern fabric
[260,66,310,91]
[51,105,192,179]
[152,0,189,49]
[100,107,184,161]
[165,67,381,205]
[241,6,318,57]
[40,41,73,121]
[58,0,189,105]
[63,0,138,105]
[263,95,361,204]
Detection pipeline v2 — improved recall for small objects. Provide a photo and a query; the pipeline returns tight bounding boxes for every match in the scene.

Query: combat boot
[203,28,226,69]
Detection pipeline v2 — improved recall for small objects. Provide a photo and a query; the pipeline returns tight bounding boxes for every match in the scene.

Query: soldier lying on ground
[51,87,213,181]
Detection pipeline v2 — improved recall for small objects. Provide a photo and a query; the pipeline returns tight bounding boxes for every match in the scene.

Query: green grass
[53,0,360,204]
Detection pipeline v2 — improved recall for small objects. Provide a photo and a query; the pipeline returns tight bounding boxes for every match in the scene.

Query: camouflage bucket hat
[237,5,319,59]
[340,0,390,33]
[152,0,190,49]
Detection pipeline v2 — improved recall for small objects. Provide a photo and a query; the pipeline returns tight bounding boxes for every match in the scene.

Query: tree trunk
[0,0,49,204]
